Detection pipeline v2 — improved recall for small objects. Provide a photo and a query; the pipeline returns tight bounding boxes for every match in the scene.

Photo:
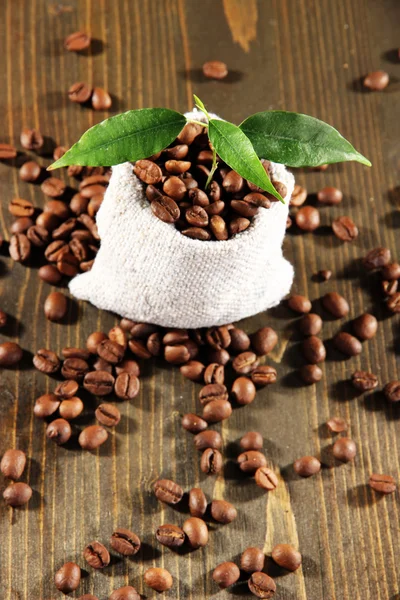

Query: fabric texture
[69,110,295,328]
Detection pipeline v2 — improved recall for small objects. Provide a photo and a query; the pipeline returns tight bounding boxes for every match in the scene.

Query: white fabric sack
[70,111,295,328]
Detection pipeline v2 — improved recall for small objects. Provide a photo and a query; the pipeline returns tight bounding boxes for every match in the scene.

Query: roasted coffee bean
[229,216,251,236]
[387,292,400,313]
[204,200,225,216]
[0,342,23,367]
[251,327,278,356]
[41,177,66,198]
[203,399,232,423]
[79,425,108,450]
[165,144,189,160]
[317,186,343,205]
[205,326,231,350]
[231,377,256,405]
[9,197,34,217]
[34,393,60,418]
[189,488,207,517]
[300,364,322,384]
[382,262,400,280]
[207,348,230,365]
[204,363,224,385]
[352,370,378,391]
[271,544,302,571]
[352,313,377,340]
[363,247,391,270]
[52,217,77,239]
[109,586,140,600]
[97,339,124,363]
[183,517,208,548]
[115,359,140,377]
[163,329,189,344]
[211,499,237,523]
[33,348,60,373]
[27,225,50,247]
[302,336,326,363]
[44,200,70,219]
[161,176,186,201]
[65,30,91,51]
[212,562,240,588]
[59,397,84,420]
[185,205,209,227]
[293,456,321,477]
[151,196,180,223]
[36,211,60,231]
[244,192,271,209]
[3,482,32,507]
[299,313,322,336]
[332,215,358,241]
[290,184,307,207]
[62,358,89,380]
[194,430,222,451]
[288,294,312,314]
[317,269,332,281]
[20,127,43,150]
[86,331,108,354]
[44,291,68,321]
[57,252,79,277]
[114,372,140,400]
[200,447,223,474]
[134,159,162,185]
[240,431,263,451]
[333,332,362,356]
[222,170,244,193]
[382,279,398,296]
[1,449,26,480]
[9,233,31,262]
[0,143,17,159]
[45,240,68,262]
[55,380,79,399]
[199,383,228,405]
[128,338,152,359]
[165,159,191,174]
[95,403,121,427]
[187,188,208,209]
[67,165,84,178]
[78,214,100,240]
[322,292,349,318]
[164,344,190,364]
[296,206,320,231]
[202,60,228,79]
[238,451,267,473]
[111,528,141,555]
[332,437,356,462]
[326,416,347,433]
[384,381,400,402]
[144,567,173,593]
[255,467,278,490]
[70,193,89,215]
[46,418,72,445]
[154,479,183,504]
[250,365,277,387]
[182,226,211,240]
[228,327,250,353]
[181,413,208,433]
[11,216,34,234]
[84,371,115,396]
[232,351,259,374]
[363,70,389,91]
[54,562,81,593]
[369,473,396,494]
[83,541,110,569]
[156,523,185,548]
[241,547,265,574]
[92,87,112,110]
[53,146,67,161]
[231,198,259,217]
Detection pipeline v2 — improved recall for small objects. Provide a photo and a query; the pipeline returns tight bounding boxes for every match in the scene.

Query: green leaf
[48,108,187,170]
[208,119,284,202]
[239,111,371,168]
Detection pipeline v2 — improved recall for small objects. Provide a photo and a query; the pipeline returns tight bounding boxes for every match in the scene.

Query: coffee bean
[59,397,84,420]
[165,159,191,174]
[33,348,60,373]
[322,292,349,318]
[251,365,277,387]
[53,146,67,161]
[205,326,231,350]
[363,70,389,91]
[387,292,400,313]
[97,339,124,364]
[55,380,79,399]
[300,364,322,384]
[111,528,141,555]
[210,499,237,523]
[200,448,223,474]
[86,331,108,354]
[228,328,250,353]
[70,193,89,215]
[114,372,140,400]
[199,383,228,405]
[194,430,222,451]
[9,233,31,262]
[84,371,115,398]
[165,144,189,160]
[20,127,43,150]
[164,343,190,365]
[181,413,208,434]
[222,170,243,194]
[163,329,189,344]
[296,206,320,231]
[93,402,120,426]
[231,198,259,217]
[317,269,332,281]
[44,291,68,322]
[27,225,50,247]
[34,393,60,418]
[255,467,278,490]
[189,487,207,517]
[229,216,251,236]
[62,347,91,360]
[69,81,93,103]
[202,60,228,80]
[271,544,302,571]
[65,30,91,51]
[54,562,81,593]
[326,416,347,433]
[212,562,240,589]
[182,516,208,549]
[3,482,32,507]
[9,197,34,217]
[203,399,232,423]
[0,143,17,159]
[185,205,209,228]
[11,217,34,234]
[204,363,225,385]
[46,418,72,445]
[363,247,391,270]
[382,262,400,280]
[317,186,343,205]
[384,381,400,402]
[92,87,112,110]
[134,159,162,185]
[238,451,267,473]
[352,370,378,391]
[288,294,312,314]
[207,348,230,365]
[209,215,228,240]
[333,332,362,356]
[62,358,89,381]
[290,184,307,207]
[83,541,110,569]
[128,338,152,359]
[0,342,23,367]
[182,226,211,240]
[154,479,183,504]
[41,177,66,198]
[382,279,398,296]
[352,313,377,340]
[369,473,396,494]
[232,351,259,374]
[52,217,77,240]
[44,240,68,262]
[156,523,185,548]
[79,425,108,450]
[293,456,321,477]
[144,567,173,593]
[204,200,224,217]
[251,327,278,356]
[231,377,256,405]
[57,252,79,277]
[240,431,263,451]
[188,187,209,206]
[150,195,180,223]
[1,449,26,480]
[302,336,326,363]
[115,359,140,377]
[299,313,322,336]
[332,437,356,462]
[332,215,358,241]
[109,586,140,600]
[241,547,265,574]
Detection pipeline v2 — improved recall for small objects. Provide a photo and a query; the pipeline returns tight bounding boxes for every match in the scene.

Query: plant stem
[205,147,218,190]
[188,119,208,128]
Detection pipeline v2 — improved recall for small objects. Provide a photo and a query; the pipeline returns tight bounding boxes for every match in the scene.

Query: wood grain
[0,1,399,599]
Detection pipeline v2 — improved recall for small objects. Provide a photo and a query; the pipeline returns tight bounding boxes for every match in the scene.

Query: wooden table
[0,1,399,598]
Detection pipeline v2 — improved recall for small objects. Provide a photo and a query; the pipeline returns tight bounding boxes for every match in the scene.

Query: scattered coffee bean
[232,351,259,374]
[332,216,358,241]
[229,327,250,353]
[114,372,140,400]
[363,247,391,270]
[290,184,307,207]
[241,547,265,573]
[238,451,267,474]
[293,456,321,477]
[204,363,225,385]
[44,291,68,321]
[115,359,140,377]
[384,381,400,402]
[251,365,277,387]
[55,381,78,400]
[97,339,124,363]
[212,562,240,588]
[62,358,89,380]
[326,416,347,433]
[322,292,349,318]
[33,348,60,373]
[317,269,332,281]
[181,413,208,433]
[382,262,400,280]
[352,313,378,340]
[46,418,72,445]
[302,336,326,363]
[300,364,323,384]
[180,361,206,383]
[194,430,222,451]
[363,70,389,91]
[333,332,362,356]
[41,177,66,198]
[86,331,108,354]
[68,81,92,103]
[210,499,237,523]
[144,567,173,592]
[352,370,378,391]
[189,488,207,517]
[332,437,356,462]
[59,397,84,420]
[34,393,60,418]
[95,403,121,427]
[0,342,23,367]
[111,528,141,555]
[387,292,400,313]
[3,482,32,507]
[0,143,17,159]
[299,313,322,336]
[109,586,140,600]
[11,217,34,234]
[231,376,256,405]
[9,233,31,262]
[65,31,91,51]
[382,279,398,296]
[183,517,208,548]
[288,294,312,314]
[83,370,115,395]
[369,473,396,494]
[203,399,232,423]
[255,467,278,490]
[83,541,110,569]
[317,186,343,205]
[296,206,320,231]
[248,571,276,598]
[202,60,228,79]
[20,127,43,150]
[240,431,263,451]
[151,195,180,223]
[9,197,34,217]
[54,562,81,594]
[1,449,26,480]
[251,327,278,356]
[199,383,228,405]
[154,479,183,504]
[79,425,108,450]
[92,87,112,111]
[200,447,223,474]
[164,344,190,364]
[271,544,302,571]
